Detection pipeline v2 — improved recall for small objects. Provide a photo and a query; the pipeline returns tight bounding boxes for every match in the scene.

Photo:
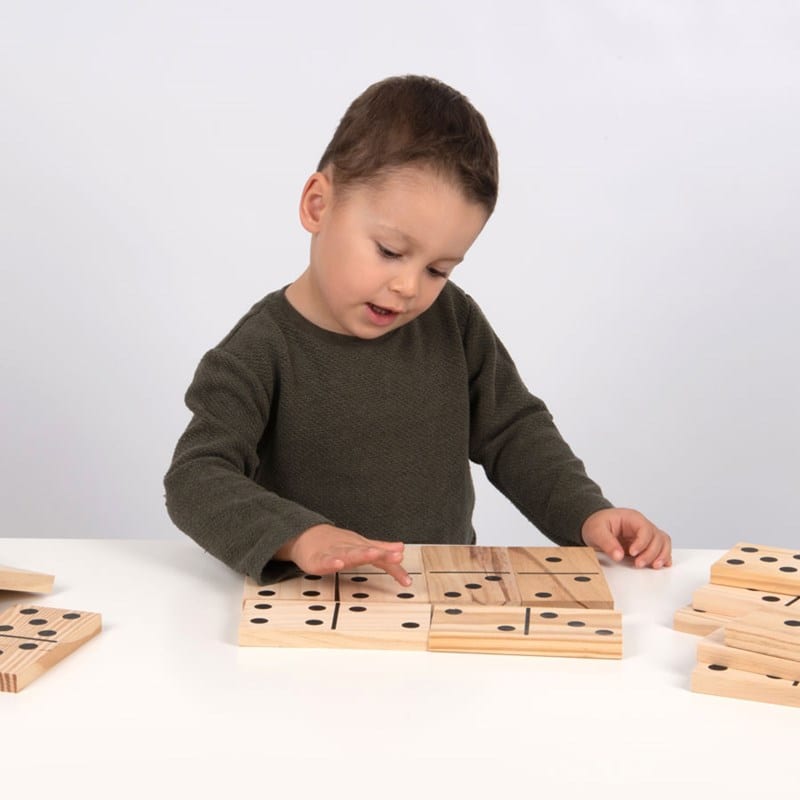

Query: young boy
[164,75,672,586]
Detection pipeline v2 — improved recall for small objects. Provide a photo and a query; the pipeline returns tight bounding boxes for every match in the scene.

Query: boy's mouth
[366,302,401,326]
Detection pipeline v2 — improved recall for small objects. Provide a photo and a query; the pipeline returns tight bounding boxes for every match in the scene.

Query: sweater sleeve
[163,346,331,583]
[463,296,613,546]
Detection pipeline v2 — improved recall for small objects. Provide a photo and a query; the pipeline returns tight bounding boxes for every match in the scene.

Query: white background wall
[2,1,798,549]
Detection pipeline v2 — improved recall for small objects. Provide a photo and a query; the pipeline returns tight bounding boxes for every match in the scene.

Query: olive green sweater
[163,282,612,583]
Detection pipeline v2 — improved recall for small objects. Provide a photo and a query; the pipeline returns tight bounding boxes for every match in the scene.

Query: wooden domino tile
[421,546,521,605]
[724,609,800,663]
[711,543,800,595]
[0,604,102,692]
[0,564,54,594]
[428,605,622,658]
[507,547,614,609]
[239,599,430,650]
[338,544,428,603]
[698,628,800,683]
[243,573,336,603]
[673,606,733,636]
[691,583,799,618]
[691,662,800,708]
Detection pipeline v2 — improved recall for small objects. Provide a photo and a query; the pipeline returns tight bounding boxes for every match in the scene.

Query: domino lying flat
[0,564,55,595]
[240,545,622,658]
[0,604,102,692]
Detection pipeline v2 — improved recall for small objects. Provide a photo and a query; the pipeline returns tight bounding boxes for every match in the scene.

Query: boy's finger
[584,526,624,562]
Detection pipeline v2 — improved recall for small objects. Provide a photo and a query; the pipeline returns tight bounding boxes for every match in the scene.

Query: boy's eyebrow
[376,225,464,263]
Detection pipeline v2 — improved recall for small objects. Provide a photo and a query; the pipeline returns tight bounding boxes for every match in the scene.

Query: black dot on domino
[308,605,326,611]
[401,622,420,629]
[485,575,502,582]
[708,664,727,671]
[497,625,516,631]
[304,575,322,581]
[302,590,321,597]
[741,547,759,553]
[348,606,367,612]
[567,620,586,627]
[760,556,778,563]
[780,567,798,573]
[535,592,552,598]
[726,559,745,565]
[19,643,39,650]
[445,608,462,615]
[351,576,368,583]
[465,583,482,590]
[304,619,324,626]
[20,609,38,615]
[258,589,276,597]
[767,675,782,680]
[255,603,272,609]
[595,629,613,636]
[63,613,81,620]
[763,596,781,603]
[784,620,800,628]
[38,630,57,637]
[445,591,461,598]
[0,625,12,632]
[250,618,269,624]
[397,592,415,599]
[29,619,48,626]
[540,612,558,619]
[574,576,591,583]
[545,557,562,563]
[352,592,369,599]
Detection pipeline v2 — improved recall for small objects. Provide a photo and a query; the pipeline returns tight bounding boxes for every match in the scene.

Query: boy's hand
[581,508,672,569]
[275,524,411,586]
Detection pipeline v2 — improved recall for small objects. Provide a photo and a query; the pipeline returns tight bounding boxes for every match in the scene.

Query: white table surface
[1,538,796,799]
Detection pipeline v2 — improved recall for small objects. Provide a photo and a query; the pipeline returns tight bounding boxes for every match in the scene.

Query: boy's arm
[164,347,332,583]
[463,297,671,567]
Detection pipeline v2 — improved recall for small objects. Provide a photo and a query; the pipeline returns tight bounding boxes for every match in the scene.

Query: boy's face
[290,165,489,339]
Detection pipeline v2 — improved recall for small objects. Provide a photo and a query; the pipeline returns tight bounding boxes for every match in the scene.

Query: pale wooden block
[711,542,800,595]
[337,572,429,603]
[239,599,430,650]
[243,573,336,604]
[691,662,800,708]
[0,604,102,692]
[698,628,800,682]
[508,547,614,609]
[428,605,622,659]
[673,605,733,636]
[421,545,521,605]
[0,564,55,594]
[724,609,800,663]
[692,582,799,617]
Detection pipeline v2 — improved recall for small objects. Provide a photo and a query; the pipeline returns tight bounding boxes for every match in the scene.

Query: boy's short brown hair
[317,75,499,215]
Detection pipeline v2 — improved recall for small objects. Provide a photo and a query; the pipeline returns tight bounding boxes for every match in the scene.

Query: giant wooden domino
[0,564,55,594]
[0,604,102,692]
[673,541,800,708]
[240,545,622,658]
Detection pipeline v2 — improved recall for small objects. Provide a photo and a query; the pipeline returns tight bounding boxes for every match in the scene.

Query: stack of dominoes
[0,563,101,692]
[239,545,623,659]
[673,543,800,708]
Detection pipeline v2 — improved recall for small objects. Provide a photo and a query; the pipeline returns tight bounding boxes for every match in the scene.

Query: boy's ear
[299,171,332,233]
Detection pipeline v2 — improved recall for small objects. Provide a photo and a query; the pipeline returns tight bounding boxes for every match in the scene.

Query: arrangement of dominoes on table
[0,564,102,693]
[674,542,800,708]
[239,545,623,658]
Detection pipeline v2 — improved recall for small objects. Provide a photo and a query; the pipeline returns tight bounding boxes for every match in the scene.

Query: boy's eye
[377,244,401,259]
[427,266,449,279]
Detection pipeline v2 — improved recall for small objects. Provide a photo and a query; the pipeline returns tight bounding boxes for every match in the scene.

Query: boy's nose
[388,268,419,299]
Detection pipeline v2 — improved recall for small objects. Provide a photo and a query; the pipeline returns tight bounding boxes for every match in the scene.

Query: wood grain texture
[239,599,430,650]
[691,583,799,618]
[711,542,800,595]
[698,628,800,682]
[428,605,622,658]
[0,564,55,594]
[507,546,614,608]
[691,661,800,708]
[673,605,733,636]
[724,609,800,662]
[243,573,336,603]
[0,604,101,692]
[421,545,521,605]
